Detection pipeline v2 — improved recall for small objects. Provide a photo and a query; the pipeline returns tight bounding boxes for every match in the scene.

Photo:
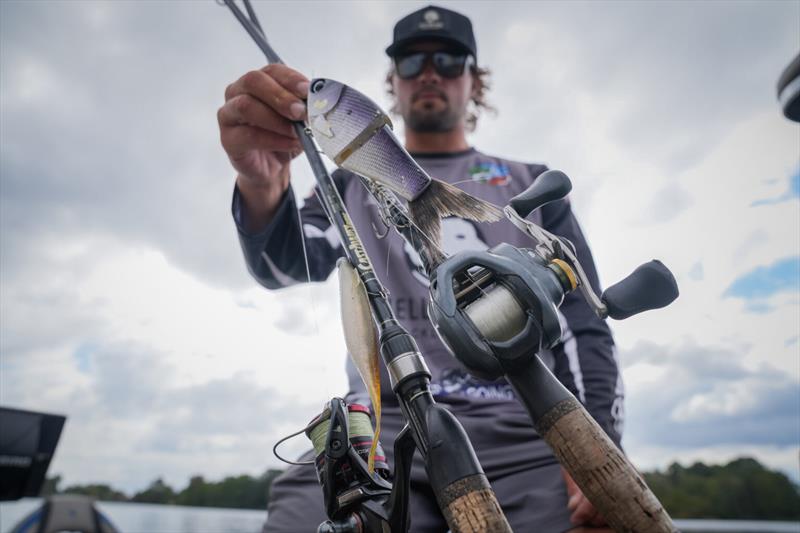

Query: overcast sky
[1,0,798,495]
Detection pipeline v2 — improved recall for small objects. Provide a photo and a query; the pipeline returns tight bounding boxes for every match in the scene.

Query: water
[2,499,798,533]
[0,499,266,533]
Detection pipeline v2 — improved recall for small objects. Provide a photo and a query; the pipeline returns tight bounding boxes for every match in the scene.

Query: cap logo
[418,9,444,30]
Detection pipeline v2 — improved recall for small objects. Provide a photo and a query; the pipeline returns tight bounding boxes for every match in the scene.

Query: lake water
[1,498,798,533]
[0,499,266,533]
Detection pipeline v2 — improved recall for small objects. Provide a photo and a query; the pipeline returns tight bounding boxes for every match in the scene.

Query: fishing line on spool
[272,401,385,471]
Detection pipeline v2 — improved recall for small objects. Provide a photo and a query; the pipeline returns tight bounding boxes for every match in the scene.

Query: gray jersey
[233,147,624,447]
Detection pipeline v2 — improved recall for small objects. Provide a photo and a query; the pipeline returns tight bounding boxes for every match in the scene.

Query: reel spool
[306,401,390,482]
[428,243,573,378]
[304,399,391,522]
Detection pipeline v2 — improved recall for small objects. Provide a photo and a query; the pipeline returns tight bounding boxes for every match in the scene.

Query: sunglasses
[394,51,474,80]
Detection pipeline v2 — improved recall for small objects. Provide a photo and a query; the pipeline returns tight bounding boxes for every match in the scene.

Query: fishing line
[273,424,315,466]
[385,232,393,278]
[272,403,382,468]
[398,207,449,262]
[306,406,376,457]
[294,186,321,338]
[397,203,494,302]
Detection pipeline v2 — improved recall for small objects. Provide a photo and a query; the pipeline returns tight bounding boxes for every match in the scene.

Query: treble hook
[371,214,391,239]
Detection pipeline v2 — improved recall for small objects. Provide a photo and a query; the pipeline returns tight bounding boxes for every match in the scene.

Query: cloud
[622,340,799,450]
[0,1,266,291]
[688,262,704,281]
[0,239,348,491]
[724,256,800,300]
[2,0,799,491]
[751,170,800,206]
[638,182,693,224]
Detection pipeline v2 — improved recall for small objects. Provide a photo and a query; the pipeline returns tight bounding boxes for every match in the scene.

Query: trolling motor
[305,399,414,533]
[427,170,681,532]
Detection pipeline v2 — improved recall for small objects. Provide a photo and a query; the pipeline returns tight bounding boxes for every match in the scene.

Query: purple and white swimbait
[307,78,431,201]
[306,78,501,256]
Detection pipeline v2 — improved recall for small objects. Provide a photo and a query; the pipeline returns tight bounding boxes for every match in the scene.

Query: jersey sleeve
[232,171,347,289]
[529,165,625,447]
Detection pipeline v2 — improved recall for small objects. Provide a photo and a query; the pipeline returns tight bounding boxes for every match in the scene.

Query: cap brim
[386,34,474,58]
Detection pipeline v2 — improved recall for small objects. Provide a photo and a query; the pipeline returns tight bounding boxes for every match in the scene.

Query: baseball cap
[385,5,477,60]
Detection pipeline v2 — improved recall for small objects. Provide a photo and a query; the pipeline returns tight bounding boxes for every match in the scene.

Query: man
[219,5,620,531]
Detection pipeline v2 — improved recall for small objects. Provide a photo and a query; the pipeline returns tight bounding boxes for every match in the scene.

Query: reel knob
[509,170,573,218]
[601,260,679,320]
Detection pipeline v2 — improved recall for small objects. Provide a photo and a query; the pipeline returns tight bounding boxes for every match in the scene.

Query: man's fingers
[567,492,580,511]
[225,69,307,121]
[589,512,609,527]
[218,94,297,138]
[262,64,310,99]
[562,468,580,496]
[570,497,599,526]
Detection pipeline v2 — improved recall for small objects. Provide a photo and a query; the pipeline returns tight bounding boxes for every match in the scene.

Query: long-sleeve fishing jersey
[233,148,624,455]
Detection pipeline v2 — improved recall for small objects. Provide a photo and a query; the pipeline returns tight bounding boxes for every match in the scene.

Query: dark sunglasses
[394,51,474,80]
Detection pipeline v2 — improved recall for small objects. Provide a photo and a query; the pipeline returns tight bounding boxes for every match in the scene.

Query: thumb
[561,467,579,496]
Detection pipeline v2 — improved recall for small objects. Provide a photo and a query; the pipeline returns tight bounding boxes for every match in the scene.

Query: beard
[405,104,461,132]
[403,88,463,132]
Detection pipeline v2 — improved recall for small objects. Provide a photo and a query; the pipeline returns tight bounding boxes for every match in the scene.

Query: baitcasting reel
[428,170,680,379]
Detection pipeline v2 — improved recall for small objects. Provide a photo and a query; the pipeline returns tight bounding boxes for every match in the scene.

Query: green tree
[643,457,800,520]
[61,483,128,502]
[132,478,176,505]
[175,475,210,507]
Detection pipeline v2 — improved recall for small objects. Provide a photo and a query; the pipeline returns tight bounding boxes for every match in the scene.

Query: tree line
[42,469,284,510]
[43,457,799,519]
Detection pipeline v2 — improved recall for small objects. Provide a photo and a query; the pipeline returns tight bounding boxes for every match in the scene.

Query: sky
[1,0,798,496]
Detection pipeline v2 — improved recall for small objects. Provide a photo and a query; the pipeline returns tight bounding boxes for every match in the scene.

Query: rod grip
[424,403,512,532]
[537,398,678,533]
[437,474,512,533]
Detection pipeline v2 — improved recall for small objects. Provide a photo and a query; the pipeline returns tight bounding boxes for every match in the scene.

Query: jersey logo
[468,162,512,186]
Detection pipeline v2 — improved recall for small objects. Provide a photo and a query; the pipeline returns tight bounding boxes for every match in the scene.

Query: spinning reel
[307,399,414,533]
[428,170,680,379]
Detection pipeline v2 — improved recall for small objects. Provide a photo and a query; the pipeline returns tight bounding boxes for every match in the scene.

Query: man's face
[391,42,475,133]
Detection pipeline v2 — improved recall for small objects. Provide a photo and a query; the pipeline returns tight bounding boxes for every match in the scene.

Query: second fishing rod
[221,1,512,531]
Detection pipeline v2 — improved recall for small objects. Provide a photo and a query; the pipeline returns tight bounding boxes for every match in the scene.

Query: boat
[9,494,121,533]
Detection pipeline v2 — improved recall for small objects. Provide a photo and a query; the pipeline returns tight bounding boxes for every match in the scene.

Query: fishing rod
[220,1,512,532]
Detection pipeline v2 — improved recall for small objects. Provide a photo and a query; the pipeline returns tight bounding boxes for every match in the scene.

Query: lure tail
[408,179,502,266]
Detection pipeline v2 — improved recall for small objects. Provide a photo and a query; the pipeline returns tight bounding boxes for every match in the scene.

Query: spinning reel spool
[305,399,415,533]
[305,399,393,533]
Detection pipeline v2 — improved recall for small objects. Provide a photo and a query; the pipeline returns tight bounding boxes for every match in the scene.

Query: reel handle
[509,170,572,218]
[601,260,679,320]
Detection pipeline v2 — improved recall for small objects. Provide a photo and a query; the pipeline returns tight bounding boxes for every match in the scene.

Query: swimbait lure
[307,78,501,261]
[337,258,381,472]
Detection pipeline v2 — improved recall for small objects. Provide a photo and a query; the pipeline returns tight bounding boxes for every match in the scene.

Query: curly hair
[384,64,496,132]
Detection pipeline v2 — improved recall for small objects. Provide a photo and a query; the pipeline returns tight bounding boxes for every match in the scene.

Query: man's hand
[563,468,612,531]
[218,64,310,232]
